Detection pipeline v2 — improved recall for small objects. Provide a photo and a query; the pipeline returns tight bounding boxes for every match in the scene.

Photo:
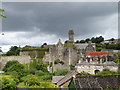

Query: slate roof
[113,50,120,53]
[75,43,88,49]
[55,70,80,86]
[52,76,64,84]
[103,61,117,65]
[75,43,95,50]
[74,75,120,89]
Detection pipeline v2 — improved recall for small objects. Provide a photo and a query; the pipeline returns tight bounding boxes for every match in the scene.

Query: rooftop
[87,51,108,56]
[74,75,120,89]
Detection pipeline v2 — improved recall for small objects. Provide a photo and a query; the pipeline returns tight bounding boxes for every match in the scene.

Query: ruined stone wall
[63,48,69,65]
[63,48,78,65]
[70,48,79,65]
[0,56,31,68]
[43,46,80,66]
[20,51,29,56]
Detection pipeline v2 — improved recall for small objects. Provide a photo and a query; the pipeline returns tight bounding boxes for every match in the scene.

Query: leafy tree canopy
[1,75,16,90]
[3,61,19,72]
[21,75,40,86]
[6,46,20,56]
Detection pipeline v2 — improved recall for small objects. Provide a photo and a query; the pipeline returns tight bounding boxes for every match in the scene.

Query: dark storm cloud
[2,2,118,39]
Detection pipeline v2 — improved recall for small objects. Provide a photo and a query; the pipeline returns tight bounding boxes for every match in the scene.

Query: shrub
[29,68,36,75]
[35,70,45,76]
[3,61,25,78]
[1,75,16,90]
[69,64,75,68]
[81,71,91,75]
[3,61,19,72]
[41,75,52,80]
[7,63,25,77]
[54,59,60,64]
[4,71,19,83]
[40,82,59,88]
[54,69,69,76]
[96,69,119,75]
[35,63,48,72]
[22,75,40,86]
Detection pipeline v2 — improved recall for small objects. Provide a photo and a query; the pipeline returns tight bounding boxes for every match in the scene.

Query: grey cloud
[2,2,118,40]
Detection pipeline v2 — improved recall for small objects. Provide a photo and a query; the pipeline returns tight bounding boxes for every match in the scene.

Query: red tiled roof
[87,51,108,56]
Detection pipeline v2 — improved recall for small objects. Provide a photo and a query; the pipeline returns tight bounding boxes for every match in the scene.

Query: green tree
[91,36,104,43]
[91,37,96,43]
[3,61,25,78]
[79,40,85,43]
[3,61,19,72]
[29,59,48,73]
[35,70,45,76]
[110,38,115,41]
[1,75,16,90]
[85,38,90,43]
[75,40,79,43]
[7,63,25,77]
[22,75,40,86]
[41,75,52,80]
[6,46,20,56]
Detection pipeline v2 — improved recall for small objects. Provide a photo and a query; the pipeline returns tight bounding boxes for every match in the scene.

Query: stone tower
[68,30,74,43]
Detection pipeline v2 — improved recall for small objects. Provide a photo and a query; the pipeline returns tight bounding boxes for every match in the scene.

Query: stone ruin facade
[0,56,31,69]
[43,30,118,73]
[43,39,79,65]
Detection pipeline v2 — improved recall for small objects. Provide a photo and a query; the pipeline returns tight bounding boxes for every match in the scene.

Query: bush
[3,61,25,78]
[40,82,59,88]
[35,63,48,72]
[41,75,52,80]
[4,71,19,83]
[29,59,48,73]
[22,75,40,86]
[54,59,60,64]
[69,64,75,68]
[1,75,17,90]
[29,68,36,75]
[54,69,69,76]
[3,61,19,72]
[35,70,45,76]
[96,69,120,75]
[6,46,20,56]
[81,71,91,75]
[6,63,25,77]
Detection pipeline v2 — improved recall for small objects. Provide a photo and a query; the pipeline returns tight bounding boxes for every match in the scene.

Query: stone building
[76,51,118,74]
[68,30,74,43]
[42,30,98,72]
[43,30,118,73]
[43,39,79,65]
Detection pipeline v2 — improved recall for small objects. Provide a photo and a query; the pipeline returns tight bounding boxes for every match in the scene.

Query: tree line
[75,36,104,43]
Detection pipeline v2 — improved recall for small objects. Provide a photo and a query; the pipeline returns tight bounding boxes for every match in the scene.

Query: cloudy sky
[0,2,118,52]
